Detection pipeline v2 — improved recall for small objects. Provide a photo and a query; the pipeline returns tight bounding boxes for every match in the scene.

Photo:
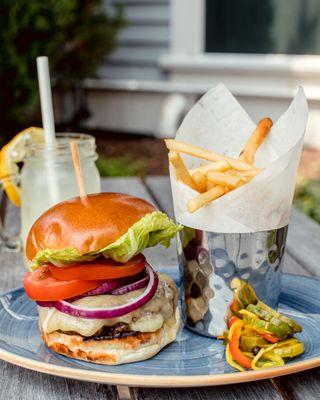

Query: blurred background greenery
[294,176,320,224]
[0,0,124,139]
[96,154,146,177]
[1,0,320,226]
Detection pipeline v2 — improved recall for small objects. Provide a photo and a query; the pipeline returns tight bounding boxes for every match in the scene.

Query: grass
[96,154,146,177]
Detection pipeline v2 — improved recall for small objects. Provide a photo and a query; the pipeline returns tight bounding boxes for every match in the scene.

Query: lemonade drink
[20,133,101,248]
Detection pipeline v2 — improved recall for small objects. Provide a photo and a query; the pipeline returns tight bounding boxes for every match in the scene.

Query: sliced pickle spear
[255,301,302,333]
[242,314,292,339]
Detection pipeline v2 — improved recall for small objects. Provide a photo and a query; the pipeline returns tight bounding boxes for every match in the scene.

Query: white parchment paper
[170,83,308,232]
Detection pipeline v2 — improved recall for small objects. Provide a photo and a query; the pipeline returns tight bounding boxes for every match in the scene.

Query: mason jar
[18,133,101,248]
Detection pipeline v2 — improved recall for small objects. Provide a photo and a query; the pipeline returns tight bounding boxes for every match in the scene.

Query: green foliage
[0,0,124,134]
[96,154,146,177]
[294,176,320,224]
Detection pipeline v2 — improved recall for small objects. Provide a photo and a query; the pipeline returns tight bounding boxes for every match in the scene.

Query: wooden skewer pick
[70,140,87,201]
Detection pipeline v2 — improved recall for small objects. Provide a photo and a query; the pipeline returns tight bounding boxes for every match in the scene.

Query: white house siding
[99,0,170,81]
[85,0,320,148]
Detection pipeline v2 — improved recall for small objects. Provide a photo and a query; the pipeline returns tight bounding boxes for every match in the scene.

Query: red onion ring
[110,274,149,295]
[82,279,124,297]
[38,271,147,304]
[38,264,158,319]
[65,278,126,303]
[74,270,148,300]
[38,300,55,307]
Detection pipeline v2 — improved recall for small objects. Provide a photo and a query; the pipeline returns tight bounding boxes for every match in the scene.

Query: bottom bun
[42,308,180,365]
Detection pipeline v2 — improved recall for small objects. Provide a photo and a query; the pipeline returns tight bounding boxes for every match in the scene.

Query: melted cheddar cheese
[38,274,177,336]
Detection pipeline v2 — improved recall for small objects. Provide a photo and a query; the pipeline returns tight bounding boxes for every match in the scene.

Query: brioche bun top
[26,192,156,261]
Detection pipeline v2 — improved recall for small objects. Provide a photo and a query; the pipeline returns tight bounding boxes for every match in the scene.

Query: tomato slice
[48,254,146,281]
[23,267,101,301]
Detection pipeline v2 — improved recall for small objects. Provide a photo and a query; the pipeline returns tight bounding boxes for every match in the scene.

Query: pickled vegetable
[230,278,257,308]
[241,313,291,339]
[221,278,304,372]
[273,342,304,358]
[240,335,270,352]
[255,301,302,333]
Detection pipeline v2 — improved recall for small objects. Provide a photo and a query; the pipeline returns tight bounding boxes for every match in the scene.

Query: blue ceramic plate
[0,274,319,387]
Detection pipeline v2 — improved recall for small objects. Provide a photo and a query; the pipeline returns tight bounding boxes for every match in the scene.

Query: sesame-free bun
[41,308,180,365]
[26,193,156,261]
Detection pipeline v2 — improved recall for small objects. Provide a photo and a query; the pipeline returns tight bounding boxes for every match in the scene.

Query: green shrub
[96,154,146,177]
[294,176,320,224]
[0,0,124,135]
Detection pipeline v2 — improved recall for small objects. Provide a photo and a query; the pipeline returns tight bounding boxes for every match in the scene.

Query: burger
[23,192,181,365]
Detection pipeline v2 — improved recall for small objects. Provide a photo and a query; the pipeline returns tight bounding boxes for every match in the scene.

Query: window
[205,0,320,54]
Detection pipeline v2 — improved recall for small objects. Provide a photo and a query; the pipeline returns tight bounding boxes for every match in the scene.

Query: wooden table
[0,176,319,400]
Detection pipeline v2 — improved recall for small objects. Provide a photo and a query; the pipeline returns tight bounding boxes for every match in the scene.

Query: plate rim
[0,274,319,387]
[0,346,319,387]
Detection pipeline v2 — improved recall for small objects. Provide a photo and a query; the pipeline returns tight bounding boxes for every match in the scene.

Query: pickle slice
[242,314,291,339]
[246,304,294,337]
[255,301,302,333]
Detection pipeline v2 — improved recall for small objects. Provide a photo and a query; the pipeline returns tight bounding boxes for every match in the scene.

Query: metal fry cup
[178,226,288,337]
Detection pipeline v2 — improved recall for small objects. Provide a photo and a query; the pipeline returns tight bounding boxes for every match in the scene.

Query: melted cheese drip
[39,274,177,336]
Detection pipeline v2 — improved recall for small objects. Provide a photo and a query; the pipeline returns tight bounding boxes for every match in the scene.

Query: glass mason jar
[0,133,101,254]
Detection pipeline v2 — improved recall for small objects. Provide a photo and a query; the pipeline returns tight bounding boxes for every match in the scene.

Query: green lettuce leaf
[32,248,97,269]
[32,211,182,268]
[100,211,182,262]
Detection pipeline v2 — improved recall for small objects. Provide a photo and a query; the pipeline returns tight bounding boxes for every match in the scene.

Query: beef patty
[62,323,138,342]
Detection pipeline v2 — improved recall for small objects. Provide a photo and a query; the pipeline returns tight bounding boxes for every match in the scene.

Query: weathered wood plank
[145,176,174,218]
[273,368,320,400]
[101,177,157,206]
[286,208,320,276]
[0,198,25,291]
[0,363,116,400]
[134,379,283,400]
[283,253,309,276]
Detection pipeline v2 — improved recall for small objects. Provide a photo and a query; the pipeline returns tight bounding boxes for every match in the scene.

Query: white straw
[36,56,59,203]
[36,56,56,145]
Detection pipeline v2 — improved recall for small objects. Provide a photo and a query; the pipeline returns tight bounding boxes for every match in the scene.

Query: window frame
[163,0,320,93]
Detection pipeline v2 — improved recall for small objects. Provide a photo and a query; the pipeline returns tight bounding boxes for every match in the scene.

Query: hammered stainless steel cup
[178,226,288,337]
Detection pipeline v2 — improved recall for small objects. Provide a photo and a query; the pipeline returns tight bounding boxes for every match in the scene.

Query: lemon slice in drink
[0,127,44,206]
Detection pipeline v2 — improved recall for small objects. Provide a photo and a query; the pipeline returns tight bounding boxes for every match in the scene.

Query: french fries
[239,117,273,164]
[188,186,226,213]
[165,139,258,172]
[192,171,207,193]
[207,171,241,189]
[189,161,230,175]
[226,169,260,178]
[168,151,199,191]
[206,180,216,191]
[166,117,272,213]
